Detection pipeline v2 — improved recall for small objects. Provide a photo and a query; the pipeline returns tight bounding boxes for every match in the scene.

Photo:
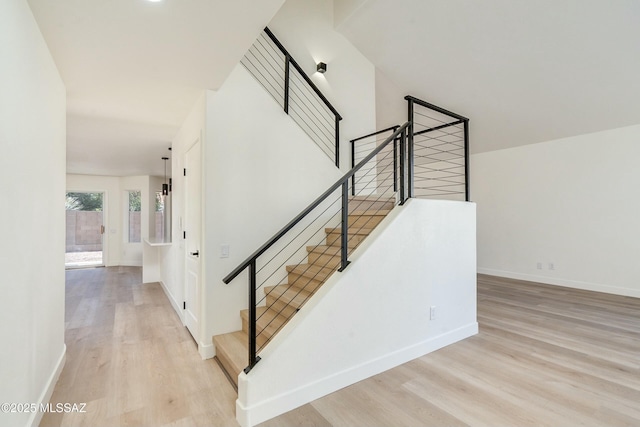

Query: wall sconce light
[317,62,327,74]
[161,157,169,196]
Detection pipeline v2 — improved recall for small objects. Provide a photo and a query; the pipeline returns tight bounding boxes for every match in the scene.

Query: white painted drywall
[66,174,121,266]
[473,124,640,297]
[268,0,377,169]
[236,199,477,426]
[158,92,207,330]
[375,67,407,130]
[0,1,66,426]
[203,64,344,343]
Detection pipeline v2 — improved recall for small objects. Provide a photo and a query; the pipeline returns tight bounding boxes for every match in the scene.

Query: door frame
[65,189,108,268]
[183,137,203,348]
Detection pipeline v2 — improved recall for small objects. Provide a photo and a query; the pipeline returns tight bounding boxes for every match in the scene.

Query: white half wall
[236,199,478,426]
[472,124,640,297]
[0,1,66,426]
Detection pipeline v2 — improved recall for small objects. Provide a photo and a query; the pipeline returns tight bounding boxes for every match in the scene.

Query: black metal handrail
[350,125,400,196]
[405,96,470,201]
[262,27,343,168]
[223,122,410,373]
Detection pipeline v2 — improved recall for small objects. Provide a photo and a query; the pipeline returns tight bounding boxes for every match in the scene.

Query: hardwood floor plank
[42,269,640,427]
[260,275,640,427]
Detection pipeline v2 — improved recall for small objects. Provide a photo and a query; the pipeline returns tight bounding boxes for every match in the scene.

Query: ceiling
[28,0,284,176]
[339,0,640,153]
[27,0,640,175]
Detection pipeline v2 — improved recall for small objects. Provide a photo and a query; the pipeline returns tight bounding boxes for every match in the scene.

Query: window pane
[128,190,141,243]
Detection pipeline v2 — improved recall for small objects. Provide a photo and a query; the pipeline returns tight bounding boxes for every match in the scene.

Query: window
[155,191,165,241]
[128,190,141,243]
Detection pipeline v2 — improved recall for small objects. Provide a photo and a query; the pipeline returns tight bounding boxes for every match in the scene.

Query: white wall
[374,67,407,130]
[473,124,640,297]
[0,1,66,426]
[236,199,478,426]
[204,65,344,345]
[268,0,377,168]
[159,92,207,331]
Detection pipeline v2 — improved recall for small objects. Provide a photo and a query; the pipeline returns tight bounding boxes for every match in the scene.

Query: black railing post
[245,260,260,373]
[393,137,398,192]
[350,140,356,196]
[407,100,414,199]
[399,129,406,205]
[463,119,470,202]
[338,181,351,272]
[335,117,340,168]
[284,55,290,114]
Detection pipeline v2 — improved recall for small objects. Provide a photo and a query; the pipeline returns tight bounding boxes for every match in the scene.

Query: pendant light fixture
[161,156,169,196]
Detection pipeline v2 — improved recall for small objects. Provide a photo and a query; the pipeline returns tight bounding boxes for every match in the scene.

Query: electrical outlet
[537,262,542,270]
[548,262,555,270]
[430,306,437,320]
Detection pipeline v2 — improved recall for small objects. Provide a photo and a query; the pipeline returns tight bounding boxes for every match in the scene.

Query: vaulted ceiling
[339,0,640,153]
[27,0,640,177]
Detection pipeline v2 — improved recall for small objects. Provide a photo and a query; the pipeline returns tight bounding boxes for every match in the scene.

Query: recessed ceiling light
[147,0,162,2]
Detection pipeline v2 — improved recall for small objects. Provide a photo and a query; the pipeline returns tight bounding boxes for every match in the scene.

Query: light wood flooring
[42,269,640,426]
[260,274,640,427]
[40,267,238,427]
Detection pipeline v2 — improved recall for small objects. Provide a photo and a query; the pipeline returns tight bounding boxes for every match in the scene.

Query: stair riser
[266,296,303,319]
[349,200,394,212]
[213,343,240,387]
[307,252,341,268]
[326,232,368,248]
[286,273,325,293]
[348,215,385,228]
[240,317,274,347]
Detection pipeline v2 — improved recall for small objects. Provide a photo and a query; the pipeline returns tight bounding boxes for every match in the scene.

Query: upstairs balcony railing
[241,27,342,167]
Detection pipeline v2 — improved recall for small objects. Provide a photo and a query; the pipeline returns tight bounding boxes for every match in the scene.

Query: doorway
[184,139,202,341]
[65,191,105,268]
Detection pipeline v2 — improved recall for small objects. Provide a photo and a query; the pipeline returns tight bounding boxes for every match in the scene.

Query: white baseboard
[199,341,215,360]
[236,322,478,427]
[477,268,640,298]
[29,345,66,427]
[158,280,184,325]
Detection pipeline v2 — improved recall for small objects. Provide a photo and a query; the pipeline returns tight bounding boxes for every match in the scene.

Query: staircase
[213,195,395,386]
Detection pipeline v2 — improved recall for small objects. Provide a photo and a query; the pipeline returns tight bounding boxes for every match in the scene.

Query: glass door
[65,192,104,268]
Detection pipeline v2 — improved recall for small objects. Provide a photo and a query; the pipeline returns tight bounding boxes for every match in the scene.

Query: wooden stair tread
[286,263,337,281]
[265,284,312,307]
[325,226,376,235]
[212,331,247,387]
[241,306,289,338]
[349,209,392,216]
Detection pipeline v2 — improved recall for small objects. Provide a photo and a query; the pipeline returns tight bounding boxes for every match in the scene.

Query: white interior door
[184,139,202,341]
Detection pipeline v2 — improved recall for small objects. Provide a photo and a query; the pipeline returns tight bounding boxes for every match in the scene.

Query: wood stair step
[349,196,395,212]
[286,263,336,283]
[325,227,375,248]
[265,284,312,318]
[241,306,289,346]
[212,331,247,388]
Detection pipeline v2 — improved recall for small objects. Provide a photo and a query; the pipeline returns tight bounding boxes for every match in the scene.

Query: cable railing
[223,96,469,374]
[241,27,342,167]
[223,123,410,373]
[406,96,470,201]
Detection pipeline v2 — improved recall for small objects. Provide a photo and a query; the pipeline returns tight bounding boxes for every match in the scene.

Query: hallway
[40,267,238,427]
